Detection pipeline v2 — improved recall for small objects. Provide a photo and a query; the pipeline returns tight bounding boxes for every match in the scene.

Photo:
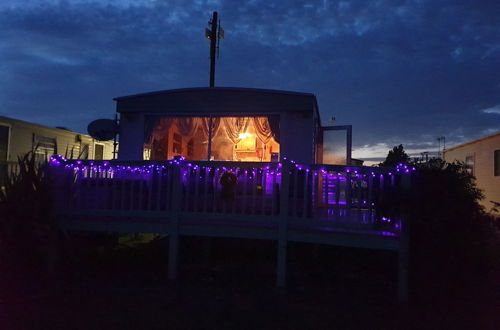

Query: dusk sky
[1,0,499,162]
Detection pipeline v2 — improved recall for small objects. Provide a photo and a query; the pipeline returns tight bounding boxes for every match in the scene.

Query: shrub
[404,159,496,288]
[0,151,55,272]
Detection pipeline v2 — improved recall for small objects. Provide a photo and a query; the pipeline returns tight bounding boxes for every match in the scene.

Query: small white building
[115,87,351,164]
[444,132,500,213]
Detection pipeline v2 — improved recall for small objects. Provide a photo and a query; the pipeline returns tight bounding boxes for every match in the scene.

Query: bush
[403,159,496,289]
[0,151,55,273]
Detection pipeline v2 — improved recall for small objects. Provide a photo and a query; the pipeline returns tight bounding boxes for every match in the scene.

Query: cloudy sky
[1,0,499,162]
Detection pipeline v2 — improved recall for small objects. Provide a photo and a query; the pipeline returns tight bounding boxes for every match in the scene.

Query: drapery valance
[253,117,273,144]
[177,117,201,137]
[146,115,279,145]
[222,117,250,144]
[200,117,221,140]
[146,117,174,143]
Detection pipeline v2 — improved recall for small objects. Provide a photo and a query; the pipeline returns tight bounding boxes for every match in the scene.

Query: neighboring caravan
[114,87,352,165]
[444,132,500,213]
[0,116,115,177]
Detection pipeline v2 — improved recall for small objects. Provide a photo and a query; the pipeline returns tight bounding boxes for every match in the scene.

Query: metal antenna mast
[437,136,446,159]
[205,11,224,87]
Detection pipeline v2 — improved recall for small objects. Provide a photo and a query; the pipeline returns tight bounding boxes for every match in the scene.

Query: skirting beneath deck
[56,215,408,302]
[57,211,401,251]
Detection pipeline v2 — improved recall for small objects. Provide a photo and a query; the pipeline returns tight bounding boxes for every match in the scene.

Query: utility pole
[205,11,224,87]
[437,136,446,159]
[113,113,119,160]
[421,151,429,163]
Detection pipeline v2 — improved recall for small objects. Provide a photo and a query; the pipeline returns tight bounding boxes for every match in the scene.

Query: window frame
[94,143,105,160]
[465,154,475,176]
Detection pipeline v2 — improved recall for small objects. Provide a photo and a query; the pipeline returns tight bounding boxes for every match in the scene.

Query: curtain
[222,117,250,144]
[177,117,201,137]
[253,117,273,144]
[200,117,221,140]
[145,117,174,144]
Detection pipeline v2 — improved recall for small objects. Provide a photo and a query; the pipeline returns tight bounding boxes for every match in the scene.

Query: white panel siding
[118,113,144,160]
[280,111,315,163]
[0,116,115,161]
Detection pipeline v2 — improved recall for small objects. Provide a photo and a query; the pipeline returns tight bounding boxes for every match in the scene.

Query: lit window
[187,139,194,158]
[144,116,280,162]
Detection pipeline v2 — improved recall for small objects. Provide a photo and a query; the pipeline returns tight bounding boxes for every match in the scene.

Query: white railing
[49,157,411,234]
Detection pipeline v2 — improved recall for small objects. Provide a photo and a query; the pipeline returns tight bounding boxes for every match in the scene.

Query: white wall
[118,113,144,160]
[279,111,315,163]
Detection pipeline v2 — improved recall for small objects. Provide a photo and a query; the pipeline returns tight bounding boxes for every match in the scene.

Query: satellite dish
[87,119,118,141]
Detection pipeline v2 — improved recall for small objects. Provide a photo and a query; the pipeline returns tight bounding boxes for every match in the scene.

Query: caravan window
[94,144,104,160]
[33,135,56,162]
[465,155,475,175]
[144,116,280,162]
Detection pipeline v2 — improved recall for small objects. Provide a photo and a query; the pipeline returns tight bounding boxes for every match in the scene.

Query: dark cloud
[1,0,499,159]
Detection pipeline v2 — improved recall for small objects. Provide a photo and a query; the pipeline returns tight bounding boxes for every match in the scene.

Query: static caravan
[48,87,411,301]
[115,87,351,164]
[0,115,115,164]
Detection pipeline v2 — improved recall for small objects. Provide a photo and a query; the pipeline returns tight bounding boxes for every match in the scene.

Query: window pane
[465,155,474,175]
[33,135,56,162]
[144,116,280,162]
[144,116,208,161]
[211,117,280,162]
[80,144,89,159]
[322,130,347,165]
[95,144,104,160]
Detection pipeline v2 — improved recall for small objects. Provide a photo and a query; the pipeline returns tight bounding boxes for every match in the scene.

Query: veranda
[49,155,413,301]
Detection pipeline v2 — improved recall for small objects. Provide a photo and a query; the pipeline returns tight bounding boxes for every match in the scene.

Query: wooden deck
[49,156,411,301]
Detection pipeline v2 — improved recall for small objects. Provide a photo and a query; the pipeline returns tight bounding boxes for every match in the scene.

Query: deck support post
[168,227,179,280]
[398,220,409,302]
[168,163,182,281]
[398,175,411,302]
[276,160,291,287]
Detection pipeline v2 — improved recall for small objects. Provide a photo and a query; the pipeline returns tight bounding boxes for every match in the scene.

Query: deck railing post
[168,162,182,281]
[276,160,291,287]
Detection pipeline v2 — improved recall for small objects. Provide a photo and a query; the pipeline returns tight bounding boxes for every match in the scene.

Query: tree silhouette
[401,158,495,295]
[380,144,410,167]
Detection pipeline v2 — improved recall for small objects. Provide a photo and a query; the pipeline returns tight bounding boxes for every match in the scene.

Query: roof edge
[444,131,500,152]
[113,86,316,101]
[0,115,84,135]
